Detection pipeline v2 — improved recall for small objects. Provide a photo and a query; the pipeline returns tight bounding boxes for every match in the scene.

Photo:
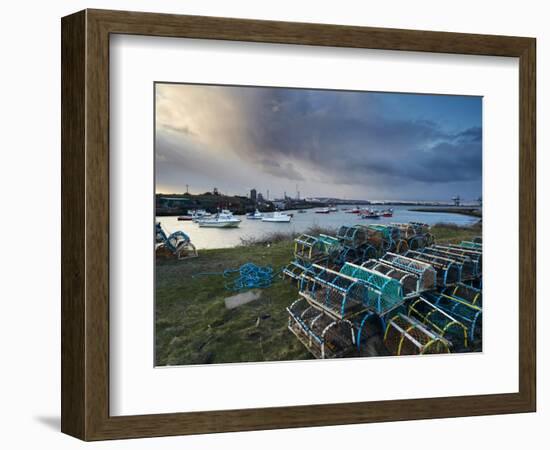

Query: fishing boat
[261,211,292,223]
[190,209,212,222]
[361,209,381,219]
[381,208,394,217]
[315,208,330,214]
[246,209,264,220]
[347,207,361,214]
[197,210,241,228]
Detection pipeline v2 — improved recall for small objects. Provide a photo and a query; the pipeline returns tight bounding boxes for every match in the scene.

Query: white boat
[191,209,212,222]
[197,210,241,228]
[261,211,292,223]
[246,209,264,220]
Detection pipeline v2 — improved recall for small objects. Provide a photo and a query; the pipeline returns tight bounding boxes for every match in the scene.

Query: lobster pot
[335,244,374,266]
[362,260,427,299]
[294,234,329,264]
[317,234,342,259]
[407,234,427,250]
[379,252,437,292]
[340,263,404,305]
[360,243,379,261]
[294,234,318,261]
[422,247,480,280]
[155,222,197,260]
[426,292,482,343]
[459,241,483,250]
[384,314,450,356]
[282,260,310,282]
[408,297,469,351]
[404,250,462,286]
[335,245,360,265]
[447,283,482,306]
[287,298,356,359]
[298,264,326,291]
[300,264,403,319]
[299,266,373,319]
[434,244,483,274]
[388,238,409,254]
[336,225,369,248]
[365,225,394,250]
[409,222,431,235]
[354,312,387,350]
[367,224,400,241]
[390,223,417,240]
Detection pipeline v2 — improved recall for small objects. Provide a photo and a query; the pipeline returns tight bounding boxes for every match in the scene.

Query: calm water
[156,206,479,250]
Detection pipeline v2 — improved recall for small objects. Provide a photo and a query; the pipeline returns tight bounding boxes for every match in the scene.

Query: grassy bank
[155,240,308,366]
[155,222,481,366]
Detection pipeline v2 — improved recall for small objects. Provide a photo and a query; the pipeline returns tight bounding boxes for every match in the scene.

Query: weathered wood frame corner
[61,8,536,441]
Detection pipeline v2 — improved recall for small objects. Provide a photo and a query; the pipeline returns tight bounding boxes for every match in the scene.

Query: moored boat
[197,210,241,228]
[361,209,381,219]
[246,209,264,220]
[261,211,292,223]
[315,208,330,214]
[177,215,193,221]
[381,208,394,217]
[190,209,212,222]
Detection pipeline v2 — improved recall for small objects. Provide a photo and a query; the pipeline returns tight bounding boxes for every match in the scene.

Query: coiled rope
[193,262,281,291]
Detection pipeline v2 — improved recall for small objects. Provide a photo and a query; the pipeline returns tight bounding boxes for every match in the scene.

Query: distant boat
[329,207,338,212]
[316,208,330,214]
[197,210,241,228]
[297,209,307,213]
[361,209,381,219]
[246,209,264,220]
[347,207,361,214]
[177,215,193,221]
[191,209,212,222]
[262,211,292,223]
[381,208,394,217]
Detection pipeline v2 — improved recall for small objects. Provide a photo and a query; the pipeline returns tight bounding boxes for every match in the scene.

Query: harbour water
[156,205,479,250]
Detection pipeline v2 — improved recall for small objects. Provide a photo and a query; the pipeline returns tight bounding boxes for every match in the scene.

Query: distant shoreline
[408,207,482,218]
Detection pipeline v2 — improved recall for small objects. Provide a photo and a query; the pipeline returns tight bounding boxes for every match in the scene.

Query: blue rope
[193,263,281,291]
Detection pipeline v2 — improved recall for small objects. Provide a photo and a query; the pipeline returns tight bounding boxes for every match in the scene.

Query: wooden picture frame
[61,9,536,441]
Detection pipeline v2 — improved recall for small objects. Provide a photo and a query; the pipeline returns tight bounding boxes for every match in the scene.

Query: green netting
[408,297,468,350]
[424,292,482,343]
[366,224,393,240]
[336,225,368,248]
[317,234,341,254]
[448,283,482,306]
[340,262,403,301]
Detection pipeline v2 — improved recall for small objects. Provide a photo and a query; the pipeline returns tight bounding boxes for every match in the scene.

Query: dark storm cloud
[155,83,482,199]
[258,159,305,181]
[239,88,481,187]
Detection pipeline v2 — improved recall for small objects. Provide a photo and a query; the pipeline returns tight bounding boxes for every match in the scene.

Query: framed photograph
[61,9,536,441]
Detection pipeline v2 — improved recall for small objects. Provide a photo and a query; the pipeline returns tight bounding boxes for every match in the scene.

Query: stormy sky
[155,83,482,202]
